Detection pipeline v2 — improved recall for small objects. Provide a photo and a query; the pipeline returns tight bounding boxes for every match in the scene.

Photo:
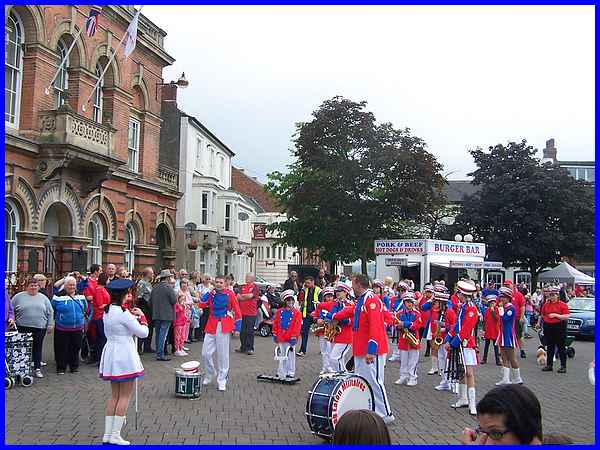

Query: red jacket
[512,288,526,320]
[396,308,422,350]
[483,307,500,340]
[333,291,388,357]
[273,307,302,343]
[418,295,431,328]
[238,283,259,316]
[199,289,242,334]
[92,286,110,321]
[441,307,457,341]
[450,293,461,313]
[311,301,335,337]
[447,301,478,349]
[328,300,353,345]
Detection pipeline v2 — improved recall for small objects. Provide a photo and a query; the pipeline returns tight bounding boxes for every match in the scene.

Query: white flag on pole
[123,9,141,60]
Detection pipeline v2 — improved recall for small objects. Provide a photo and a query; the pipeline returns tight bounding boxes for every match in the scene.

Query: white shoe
[382,414,395,424]
[102,416,114,444]
[108,416,130,445]
[406,378,418,386]
[495,367,512,386]
[34,369,44,378]
[451,384,468,408]
[428,357,439,374]
[388,355,400,362]
[394,377,407,385]
[202,377,212,386]
[511,368,523,384]
[40,362,47,367]
[183,347,190,351]
[427,368,438,375]
[435,382,451,391]
[174,351,186,356]
[217,384,226,391]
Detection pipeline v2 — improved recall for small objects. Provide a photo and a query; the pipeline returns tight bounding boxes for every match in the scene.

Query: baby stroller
[537,327,576,359]
[5,330,34,388]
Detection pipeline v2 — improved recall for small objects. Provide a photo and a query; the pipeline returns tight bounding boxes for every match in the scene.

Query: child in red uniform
[481,295,500,365]
[394,293,422,386]
[311,287,335,373]
[327,283,354,373]
[273,290,302,379]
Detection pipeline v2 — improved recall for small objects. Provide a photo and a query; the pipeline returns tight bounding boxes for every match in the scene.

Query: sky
[142,5,595,182]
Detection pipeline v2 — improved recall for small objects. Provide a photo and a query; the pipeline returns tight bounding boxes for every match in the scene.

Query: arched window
[87,214,104,267]
[54,39,69,108]
[5,202,19,274]
[124,223,135,272]
[5,11,23,126]
[93,64,104,123]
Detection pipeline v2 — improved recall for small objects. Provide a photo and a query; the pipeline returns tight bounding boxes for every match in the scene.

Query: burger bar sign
[375,239,486,257]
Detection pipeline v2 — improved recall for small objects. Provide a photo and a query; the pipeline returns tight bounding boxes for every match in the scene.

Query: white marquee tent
[538,262,595,285]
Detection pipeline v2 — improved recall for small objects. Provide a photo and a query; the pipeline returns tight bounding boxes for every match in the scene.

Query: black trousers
[54,329,83,372]
[482,338,500,362]
[16,325,46,370]
[543,322,567,368]
[300,316,314,354]
[240,315,256,352]
[91,319,107,361]
[138,321,154,352]
[199,308,210,339]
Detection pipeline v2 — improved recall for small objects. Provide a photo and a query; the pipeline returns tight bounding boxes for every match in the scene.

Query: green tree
[451,140,594,287]
[266,96,445,274]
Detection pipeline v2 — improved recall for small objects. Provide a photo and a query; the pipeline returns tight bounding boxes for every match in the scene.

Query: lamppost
[155,72,189,100]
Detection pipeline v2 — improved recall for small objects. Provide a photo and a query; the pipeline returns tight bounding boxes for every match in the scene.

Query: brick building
[4,5,181,280]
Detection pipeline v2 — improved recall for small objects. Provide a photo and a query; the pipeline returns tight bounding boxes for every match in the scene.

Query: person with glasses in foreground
[461,384,543,445]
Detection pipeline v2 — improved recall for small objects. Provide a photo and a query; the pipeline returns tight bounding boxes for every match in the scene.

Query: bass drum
[305,373,374,440]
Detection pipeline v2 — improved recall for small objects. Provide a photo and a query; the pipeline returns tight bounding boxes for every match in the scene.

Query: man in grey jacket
[150,270,176,361]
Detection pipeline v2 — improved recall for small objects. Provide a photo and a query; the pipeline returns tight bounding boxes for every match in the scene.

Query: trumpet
[401,328,420,348]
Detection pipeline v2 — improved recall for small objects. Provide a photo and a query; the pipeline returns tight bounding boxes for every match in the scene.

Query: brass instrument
[311,322,341,342]
[310,323,325,334]
[433,304,447,346]
[401,328,420,348]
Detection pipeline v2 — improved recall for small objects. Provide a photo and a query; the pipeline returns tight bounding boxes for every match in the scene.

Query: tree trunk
[361,248,369,275]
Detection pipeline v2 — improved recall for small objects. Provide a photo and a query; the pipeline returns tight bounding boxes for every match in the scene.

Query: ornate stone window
[93,64,104,123]
[54,39,69,108]
[5,11,23,126]
[5,201,19,274]
[124,223,135,272]
[88,214,104,267]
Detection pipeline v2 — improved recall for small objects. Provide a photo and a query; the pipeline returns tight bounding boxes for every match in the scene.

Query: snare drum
[305,373,374,439]
[175,370,203,398]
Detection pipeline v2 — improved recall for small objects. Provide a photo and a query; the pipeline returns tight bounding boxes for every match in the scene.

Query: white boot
[511,368,523,384]
[102,416,114,444]
[467,387,477,415]
[108,416,130,445]
[451,384,468,408]
[495,367,511,385]
[394,376,408,385]
[428,357,439,375]
[435,378,451,391]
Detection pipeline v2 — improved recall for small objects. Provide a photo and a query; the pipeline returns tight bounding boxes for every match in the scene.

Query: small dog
[536,346,547,367]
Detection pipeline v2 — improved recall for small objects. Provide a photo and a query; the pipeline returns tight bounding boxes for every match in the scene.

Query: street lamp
[155,72,189,99]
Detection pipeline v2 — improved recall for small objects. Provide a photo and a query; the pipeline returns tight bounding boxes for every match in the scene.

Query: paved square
[5,333,595,444]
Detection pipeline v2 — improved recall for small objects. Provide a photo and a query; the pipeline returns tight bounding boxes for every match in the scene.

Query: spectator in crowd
[5,287,15,329]
[51,276,90,374]
[11,278,54,378]
[236,273,259,355]
[481,282,498,299]
[174,269,188,291]
[333,410,391,445]
[460,384,543,445]
[84,264,102,361]
[32,274,49,298]
[106,264,117,282]
[115,266,127,279]
[317,268,329,289]
[177,278,193,350]
[297,276,321,357]
[541,286,570,373]
[136,267,155,353]
[150,270,177,361]
[524,294,534,338]
[283,271,301,293]
[91,273,111,363]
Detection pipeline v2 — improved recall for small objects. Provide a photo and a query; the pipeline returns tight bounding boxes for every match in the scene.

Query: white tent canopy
[538,262,595,285]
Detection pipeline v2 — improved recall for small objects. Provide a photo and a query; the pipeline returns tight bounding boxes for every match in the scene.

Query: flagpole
[44,26,85,96]
[81,6,143,112]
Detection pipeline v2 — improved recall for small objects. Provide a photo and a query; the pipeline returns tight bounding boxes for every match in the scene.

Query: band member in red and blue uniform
[419,284,440,374]
[323,274,394,424]
[199,275,242,392]
[432,290,456,391]
[388,281,408,362]
[272,290,302,379]
[481,294,501,365]
[444,280,479,415]
[327,283,354,373]
[495,286,523,385]
[311,287,336,373]
[393,292,422,386]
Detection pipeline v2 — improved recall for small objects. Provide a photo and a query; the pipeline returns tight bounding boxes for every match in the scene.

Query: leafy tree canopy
[266,96,446,273]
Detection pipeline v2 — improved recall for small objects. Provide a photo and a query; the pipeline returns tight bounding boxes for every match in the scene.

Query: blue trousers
[154,320,172,359]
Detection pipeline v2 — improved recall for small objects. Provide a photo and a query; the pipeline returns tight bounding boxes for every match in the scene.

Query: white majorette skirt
[461,348,478,366]
[99,335,144,382]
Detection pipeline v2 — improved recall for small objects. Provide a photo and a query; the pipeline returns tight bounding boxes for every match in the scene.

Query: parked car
[567,297,595,340]
[255,275,281,294]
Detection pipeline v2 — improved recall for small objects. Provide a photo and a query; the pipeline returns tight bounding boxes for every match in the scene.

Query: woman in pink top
[178,278,193,351]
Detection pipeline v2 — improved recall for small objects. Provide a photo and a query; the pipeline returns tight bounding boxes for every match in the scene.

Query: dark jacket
[149,281,177,321]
